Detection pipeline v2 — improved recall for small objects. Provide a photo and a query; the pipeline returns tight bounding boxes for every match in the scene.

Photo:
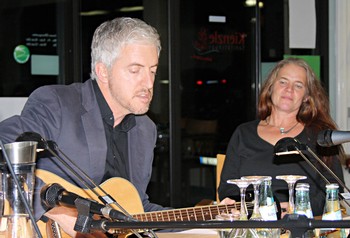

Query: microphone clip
[74,198,107,234]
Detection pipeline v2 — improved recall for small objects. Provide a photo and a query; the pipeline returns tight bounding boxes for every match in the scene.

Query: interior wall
[329,0,350,188]
[0,98,27,122]
[329,1,350,152]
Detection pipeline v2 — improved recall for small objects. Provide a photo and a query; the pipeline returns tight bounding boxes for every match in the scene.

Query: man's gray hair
[90,17,161,80]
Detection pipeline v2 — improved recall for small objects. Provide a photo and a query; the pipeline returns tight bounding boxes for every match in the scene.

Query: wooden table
[156,229,291,238]
[156,229,219,238]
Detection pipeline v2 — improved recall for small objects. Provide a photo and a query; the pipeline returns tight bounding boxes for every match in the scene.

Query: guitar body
[35,169,144,238]
[35,169,240,238]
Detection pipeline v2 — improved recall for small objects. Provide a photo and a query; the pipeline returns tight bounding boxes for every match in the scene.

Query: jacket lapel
[81,80,107,184]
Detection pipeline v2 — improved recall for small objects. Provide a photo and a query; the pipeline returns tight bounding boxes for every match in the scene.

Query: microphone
[15,131,56,151]
[40,183,136,222]
[18,132,143,237]
[317,129,350,147]
[16,132,122,208]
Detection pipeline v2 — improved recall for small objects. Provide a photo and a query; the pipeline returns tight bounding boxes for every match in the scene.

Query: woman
[218,57,345,217]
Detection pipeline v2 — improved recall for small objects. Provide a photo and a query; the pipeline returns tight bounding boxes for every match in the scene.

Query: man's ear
[95,63,109,83]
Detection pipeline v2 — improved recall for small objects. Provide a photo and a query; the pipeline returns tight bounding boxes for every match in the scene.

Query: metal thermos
[0,141,38,238]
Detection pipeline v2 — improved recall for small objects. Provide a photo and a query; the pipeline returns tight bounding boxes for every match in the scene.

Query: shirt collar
[93,80,136,131]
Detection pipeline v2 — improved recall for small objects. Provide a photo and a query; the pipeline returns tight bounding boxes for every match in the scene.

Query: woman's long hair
[258,57,345,164]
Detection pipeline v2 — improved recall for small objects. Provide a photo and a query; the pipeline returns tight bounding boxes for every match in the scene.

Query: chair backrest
[216,154,226,202]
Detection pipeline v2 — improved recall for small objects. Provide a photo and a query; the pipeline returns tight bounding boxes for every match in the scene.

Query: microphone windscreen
[16,132,47,149]
[16,131,42,142]
[40,183,64,209]
[317,129,333,147]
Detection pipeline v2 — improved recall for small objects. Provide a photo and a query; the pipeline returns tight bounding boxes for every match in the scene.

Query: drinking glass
[227,178,255,237]
[215,213,240,238]
[241,176,270,238]
[276,175,307,214]
[241,175,269,220]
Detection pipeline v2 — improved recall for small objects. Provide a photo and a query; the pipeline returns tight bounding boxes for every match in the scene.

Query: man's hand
[219,197,235,205]
[279,202,288,218]
[75,231,108,238]
[44,207,108,238]
[45,206,78,237]
[219,197,240,216]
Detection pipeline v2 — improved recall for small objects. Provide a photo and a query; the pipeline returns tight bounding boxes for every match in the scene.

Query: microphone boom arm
[290,148,331,186]
[45,142,144,238]
[16,132,144,238]
[275,137,350,211]
[305,146,350,193]
[48,142,129,214]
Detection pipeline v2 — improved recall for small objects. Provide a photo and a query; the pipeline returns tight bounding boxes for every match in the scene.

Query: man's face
[107,43,158,116]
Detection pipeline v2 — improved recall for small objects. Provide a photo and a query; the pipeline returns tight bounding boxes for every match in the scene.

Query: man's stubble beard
[109,87,152,115]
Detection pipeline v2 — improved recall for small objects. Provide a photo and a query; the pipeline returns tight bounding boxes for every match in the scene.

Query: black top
[218,119,345,216]
[92,80,136,182]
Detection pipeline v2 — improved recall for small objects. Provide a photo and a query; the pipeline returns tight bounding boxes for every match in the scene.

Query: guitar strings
[131,202,254,222]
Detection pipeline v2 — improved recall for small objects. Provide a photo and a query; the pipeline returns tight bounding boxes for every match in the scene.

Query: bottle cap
[296,183,310,190]
[262,176,272,181]
[326,183,339,189]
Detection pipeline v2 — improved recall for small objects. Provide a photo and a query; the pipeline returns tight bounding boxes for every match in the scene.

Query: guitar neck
[132,203,246,222]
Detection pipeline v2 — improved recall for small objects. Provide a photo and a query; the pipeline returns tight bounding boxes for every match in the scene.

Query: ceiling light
[80,10,110,16]
[245,0,264,8]
[118,6,144,12]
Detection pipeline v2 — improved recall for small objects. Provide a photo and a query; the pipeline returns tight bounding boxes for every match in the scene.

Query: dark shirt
[218,119,345,216]
[92,80,136,182]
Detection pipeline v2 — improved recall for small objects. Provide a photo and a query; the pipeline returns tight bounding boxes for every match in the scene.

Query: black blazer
[0,79,164,220]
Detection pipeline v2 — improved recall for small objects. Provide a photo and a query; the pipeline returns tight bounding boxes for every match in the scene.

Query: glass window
[0,2,61,96]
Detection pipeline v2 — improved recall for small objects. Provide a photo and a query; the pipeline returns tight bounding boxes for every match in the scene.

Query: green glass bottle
[294,183,315,237]
[258,176,280,238]
[319,183,346,238]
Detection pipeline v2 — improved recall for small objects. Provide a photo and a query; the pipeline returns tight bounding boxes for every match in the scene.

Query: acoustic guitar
[35,169,245,238]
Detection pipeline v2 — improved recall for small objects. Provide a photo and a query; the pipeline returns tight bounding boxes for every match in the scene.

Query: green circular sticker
[13,45,30,64]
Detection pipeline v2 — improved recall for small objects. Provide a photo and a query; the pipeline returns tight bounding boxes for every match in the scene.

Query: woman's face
[270,63,308,114]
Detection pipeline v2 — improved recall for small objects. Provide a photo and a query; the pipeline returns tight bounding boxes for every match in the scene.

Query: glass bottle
[294,183,315,238]
[319,183,346,238]
[258,176,280,238]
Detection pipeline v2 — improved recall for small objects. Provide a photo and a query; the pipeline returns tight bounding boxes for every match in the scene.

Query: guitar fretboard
[132,203,252,222]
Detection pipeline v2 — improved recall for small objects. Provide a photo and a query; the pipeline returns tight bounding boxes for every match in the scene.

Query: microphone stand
[274,137,350,210]
[306,147,350,193]
[48,141,136,214]
[50,142,159,238]
[16,132,144,238]
[86,214,350,238]
[0,140,43,238]
[74,198,160,238]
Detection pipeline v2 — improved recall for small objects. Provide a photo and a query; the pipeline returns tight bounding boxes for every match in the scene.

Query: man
[0,17,164,237]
